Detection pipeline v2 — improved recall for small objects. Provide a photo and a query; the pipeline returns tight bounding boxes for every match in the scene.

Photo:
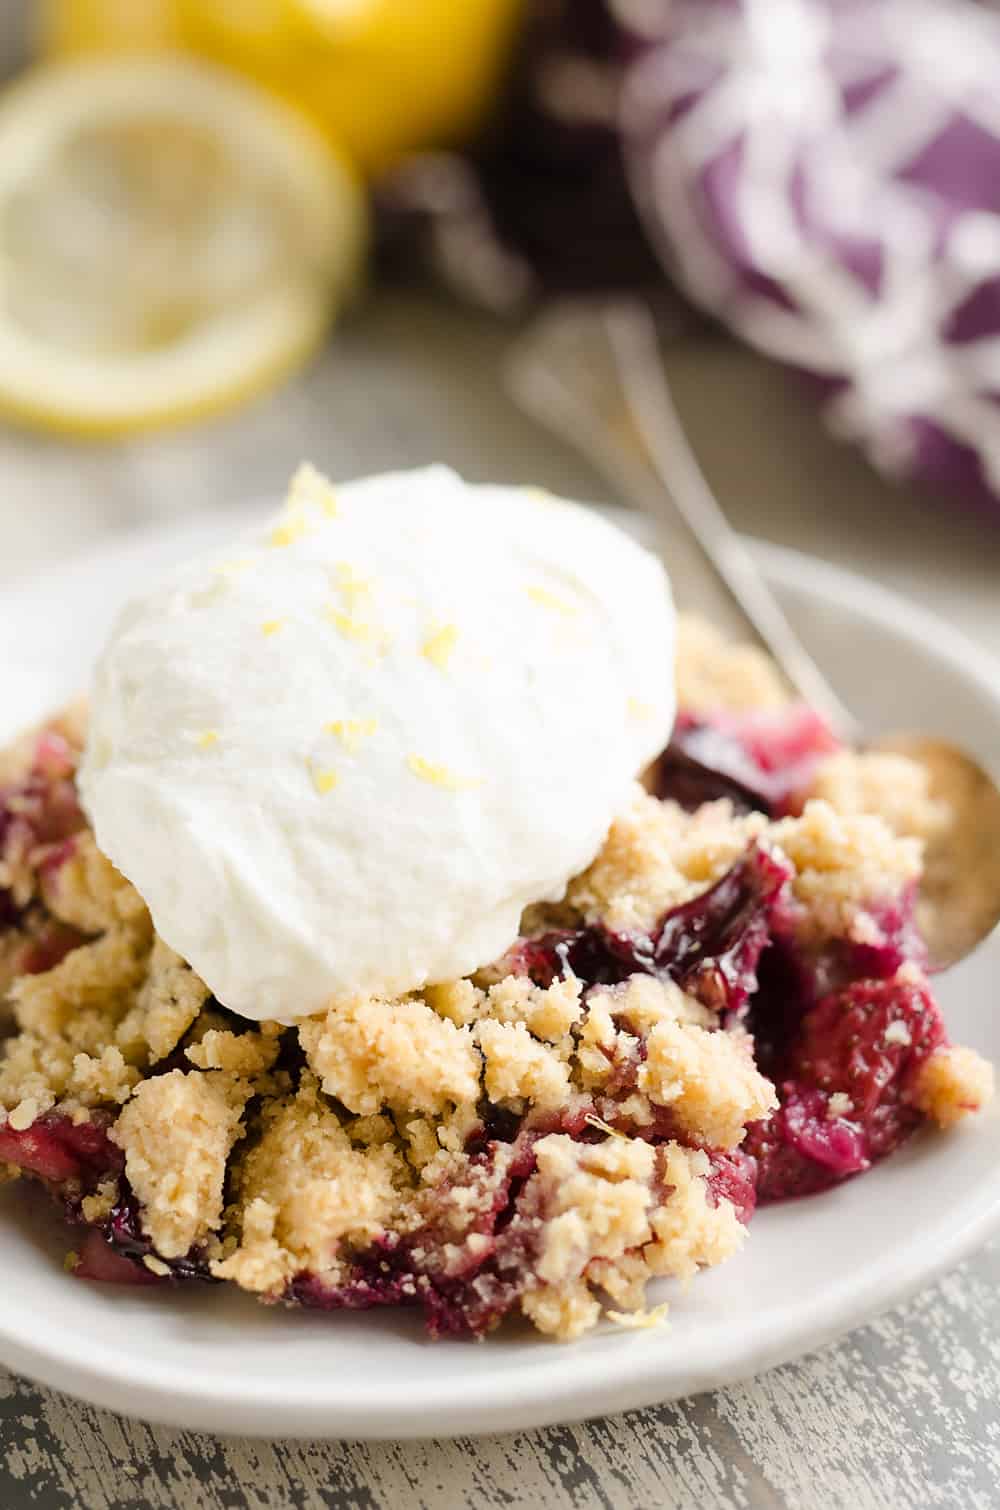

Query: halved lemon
[0,58,367,437]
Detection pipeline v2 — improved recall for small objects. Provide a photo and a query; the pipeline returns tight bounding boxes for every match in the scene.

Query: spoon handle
[507,299,862,743]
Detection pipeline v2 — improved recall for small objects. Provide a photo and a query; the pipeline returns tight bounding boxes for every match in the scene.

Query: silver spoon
[506,299,1000,971]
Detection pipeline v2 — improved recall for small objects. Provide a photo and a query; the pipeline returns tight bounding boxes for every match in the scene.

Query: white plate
[0,508,998,1440]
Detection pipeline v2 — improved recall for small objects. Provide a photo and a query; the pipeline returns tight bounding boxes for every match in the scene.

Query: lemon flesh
[0,58,366,437]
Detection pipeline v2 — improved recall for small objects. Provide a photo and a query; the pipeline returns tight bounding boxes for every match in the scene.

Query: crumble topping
[113,1069,252,1259]
[477,975,584,1041]
[561,782,921,956]
[0,923,219,1126]
[0,615,992,1342]
[805,750,949,845]
[185,1024,282,1076]
[115,939,212,1066]
[213,1075,405,1293]
[911,1045,995,1128]
[643,1143,745,1282]
[80,1178,118,1225]
[638,1017,777,1150]
[675,614,789,713]
[1,924,152,1122]
[770,800,922,944]
[523,1134,656,1340]
[475,1020,573,1111]
[565,783,768,933]
[10,925,146,1042]
[523,1140,747,1342]
[40,832,146,936]
[299,995,481,1117]
[605,975,715,1034]
[575,976,775,1146]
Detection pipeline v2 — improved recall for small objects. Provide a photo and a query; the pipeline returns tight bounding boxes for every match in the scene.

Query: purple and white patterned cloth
[379,0,1000,516]
[620,0,1000,514]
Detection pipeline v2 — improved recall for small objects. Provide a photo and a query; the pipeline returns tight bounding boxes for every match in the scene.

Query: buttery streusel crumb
[10,921,151,1046]
[574,976,775,1147]
[68,1044,139,1106]
[805,750,949,846]
[475,1019,574,1112]
[112,1069,253,1259]
[185,1024,282,1076]
[524,1134,656,1340]
[605,974,715,1034]
[213,1075,405,1293]
[566,783,768,934]
[40,831,147,936]
[643,1144,745,1283]
[575,992,630,1092]
[114,938,212,1066]
[482,975,583,1041]
[423,977,483,1027]
[675,614,789,713]
[299,994,481,1117]
[770,800,922,944]
[521,1136,747,1341]
[911,1045,995,1128]
[0,923,153,1115]
[638,1018,777,1150]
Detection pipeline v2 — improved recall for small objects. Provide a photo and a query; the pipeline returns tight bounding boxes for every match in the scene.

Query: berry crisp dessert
[0,467,992,1342]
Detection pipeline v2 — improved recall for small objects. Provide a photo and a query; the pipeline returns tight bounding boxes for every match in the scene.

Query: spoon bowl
[872,732,1000,970]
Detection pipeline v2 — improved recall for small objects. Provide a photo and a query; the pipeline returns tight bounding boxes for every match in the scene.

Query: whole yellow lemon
[41,0,524,174]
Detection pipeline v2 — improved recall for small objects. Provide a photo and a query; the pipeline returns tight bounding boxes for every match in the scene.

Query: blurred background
[0,0,998,639]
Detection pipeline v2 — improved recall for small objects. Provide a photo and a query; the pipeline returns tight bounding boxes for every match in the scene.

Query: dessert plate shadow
[0,505,998,1440]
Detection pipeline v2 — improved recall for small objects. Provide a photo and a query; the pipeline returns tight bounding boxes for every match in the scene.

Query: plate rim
[1,509,999,1439]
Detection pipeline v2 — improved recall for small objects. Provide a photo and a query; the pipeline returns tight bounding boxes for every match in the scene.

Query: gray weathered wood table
[2,292,1000,1509]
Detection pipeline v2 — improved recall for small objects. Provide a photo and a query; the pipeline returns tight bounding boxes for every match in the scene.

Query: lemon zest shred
[421,622,459,671]
[326,718,378,752]
[407,754,480,791]
[268,511,310,549]
[526,584,577,617]
[606,1304,670,1331]
[309,762,339,796]
[326,607,373,641]
[333,560,374,602]
[584,1113,626,1140]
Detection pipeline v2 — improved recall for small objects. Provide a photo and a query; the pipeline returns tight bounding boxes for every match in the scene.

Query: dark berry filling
[746,975,945,1201]
[656,706,838,815]
[512,840,792,1021]
[704,1147,758,1226]
[73,1227,163,1286]
[0,1111,120,1188]
[95,1185,218,1284]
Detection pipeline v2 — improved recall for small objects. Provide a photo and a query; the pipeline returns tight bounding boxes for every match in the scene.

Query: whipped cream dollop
[80,466,675,1021]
